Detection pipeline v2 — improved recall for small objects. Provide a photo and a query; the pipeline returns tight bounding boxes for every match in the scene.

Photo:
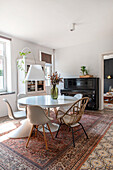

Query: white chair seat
[70,123,80,127]
[13,111,26,119]
[3,98,27,120]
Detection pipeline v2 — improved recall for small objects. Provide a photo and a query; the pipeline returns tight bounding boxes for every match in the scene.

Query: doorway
[103,53,113,109]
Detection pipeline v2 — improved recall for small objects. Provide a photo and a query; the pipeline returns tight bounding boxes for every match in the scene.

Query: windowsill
[0,91,15,95]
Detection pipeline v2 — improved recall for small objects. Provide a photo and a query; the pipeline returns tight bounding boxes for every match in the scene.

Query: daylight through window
[41,52,52,86]
[0,41,6,91]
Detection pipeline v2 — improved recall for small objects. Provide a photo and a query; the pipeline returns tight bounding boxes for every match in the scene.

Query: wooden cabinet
[17,58,46,95]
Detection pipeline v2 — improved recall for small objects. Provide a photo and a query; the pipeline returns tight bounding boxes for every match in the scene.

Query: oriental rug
[0,112,112,170]
[79,122,113,169]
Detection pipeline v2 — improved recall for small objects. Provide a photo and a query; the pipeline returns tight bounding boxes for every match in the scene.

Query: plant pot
[51,85,58,99]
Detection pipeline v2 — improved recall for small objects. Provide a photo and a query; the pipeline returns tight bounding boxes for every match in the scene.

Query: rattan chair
[56,93,83,118]
[26,105,54,150]
[3,98,26,119]
[55,97,89,147]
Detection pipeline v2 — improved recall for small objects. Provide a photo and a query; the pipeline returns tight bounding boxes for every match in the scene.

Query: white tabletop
[18,95,77,108]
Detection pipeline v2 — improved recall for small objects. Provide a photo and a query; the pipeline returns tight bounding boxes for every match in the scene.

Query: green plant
[17,50,31,83]
[81,66,86,75]
[0,70,3,76]
[19,51,31,58]
[80,66,88,75]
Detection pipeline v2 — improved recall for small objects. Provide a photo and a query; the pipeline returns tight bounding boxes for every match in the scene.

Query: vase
[51,85,58,99]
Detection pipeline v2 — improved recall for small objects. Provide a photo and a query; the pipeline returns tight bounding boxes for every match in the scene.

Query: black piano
[61,78,99,110]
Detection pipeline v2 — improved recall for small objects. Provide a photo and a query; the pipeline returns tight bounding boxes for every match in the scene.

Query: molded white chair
[56,97,89,147]
[17,93,27,111]
[3,98,26,119]
[75,93,83,100]
[26,105,54,150]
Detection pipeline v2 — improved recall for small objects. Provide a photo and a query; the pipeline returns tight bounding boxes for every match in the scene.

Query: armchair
[55,97,89,147]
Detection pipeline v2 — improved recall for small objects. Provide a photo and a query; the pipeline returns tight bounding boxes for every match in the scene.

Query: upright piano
[61,78,99,110]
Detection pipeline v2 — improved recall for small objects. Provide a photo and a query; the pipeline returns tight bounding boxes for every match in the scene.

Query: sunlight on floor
[0,122,16,134]
[0,134,9,142]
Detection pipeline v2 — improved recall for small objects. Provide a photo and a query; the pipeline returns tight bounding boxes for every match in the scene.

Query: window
[40,52,52,86]
[0,41,6,91]
[45,64,52,86]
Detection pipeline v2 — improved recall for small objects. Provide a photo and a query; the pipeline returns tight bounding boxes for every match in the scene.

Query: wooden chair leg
[26,125,34,148]
[47,123,54,139]
[35,125,38,137]
[42,125,48,150]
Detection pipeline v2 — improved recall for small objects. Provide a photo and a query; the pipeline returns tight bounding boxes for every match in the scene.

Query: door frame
[101,52,113,109]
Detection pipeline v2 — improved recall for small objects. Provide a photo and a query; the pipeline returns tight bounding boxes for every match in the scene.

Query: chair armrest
[56,109,65,119]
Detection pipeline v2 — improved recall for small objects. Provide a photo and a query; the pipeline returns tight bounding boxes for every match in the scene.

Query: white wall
[11,37,54,93]
[55,36,113,110]
[0,36,53,117]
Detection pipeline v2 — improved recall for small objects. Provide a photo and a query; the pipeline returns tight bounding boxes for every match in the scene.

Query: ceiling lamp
[25,65,45,81]
[20,47,45,81]
[70,23,76,31]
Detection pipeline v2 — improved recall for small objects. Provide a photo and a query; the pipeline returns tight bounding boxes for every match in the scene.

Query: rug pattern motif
[80,123,113,169]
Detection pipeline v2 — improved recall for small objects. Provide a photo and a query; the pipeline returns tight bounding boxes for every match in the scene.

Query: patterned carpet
[0,111,113,170]
[80,123,113,169]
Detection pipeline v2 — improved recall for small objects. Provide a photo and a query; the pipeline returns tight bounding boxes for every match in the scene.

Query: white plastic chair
[17,93,27,111]
[3,98,26,119]
[26,105,54,150]
[59,93,83,113]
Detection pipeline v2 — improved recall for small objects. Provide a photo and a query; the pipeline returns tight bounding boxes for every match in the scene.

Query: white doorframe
[101,52,113,110]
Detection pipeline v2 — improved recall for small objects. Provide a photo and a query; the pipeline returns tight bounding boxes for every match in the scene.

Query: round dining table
[8,95,77,138]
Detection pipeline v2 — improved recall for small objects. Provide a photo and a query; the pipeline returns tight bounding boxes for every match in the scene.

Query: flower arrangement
[50,72,63,85]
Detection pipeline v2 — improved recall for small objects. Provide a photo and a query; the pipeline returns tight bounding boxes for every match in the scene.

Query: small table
[104,94,113,103]
[8,95,77,138]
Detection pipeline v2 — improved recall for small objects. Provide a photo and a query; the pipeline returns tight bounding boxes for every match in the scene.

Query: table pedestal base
[7,119,32,138]
[38,122,59,133]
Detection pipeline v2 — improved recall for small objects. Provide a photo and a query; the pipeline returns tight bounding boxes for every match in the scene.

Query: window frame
[0,41,7,92]
[45,63,52,86]
[40,51,53,86]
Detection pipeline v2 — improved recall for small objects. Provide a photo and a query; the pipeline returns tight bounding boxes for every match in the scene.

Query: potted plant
[17,50,31,83]
[81,66,87,76]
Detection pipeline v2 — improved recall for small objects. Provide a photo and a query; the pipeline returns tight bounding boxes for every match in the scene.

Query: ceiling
[0,0,113,49]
